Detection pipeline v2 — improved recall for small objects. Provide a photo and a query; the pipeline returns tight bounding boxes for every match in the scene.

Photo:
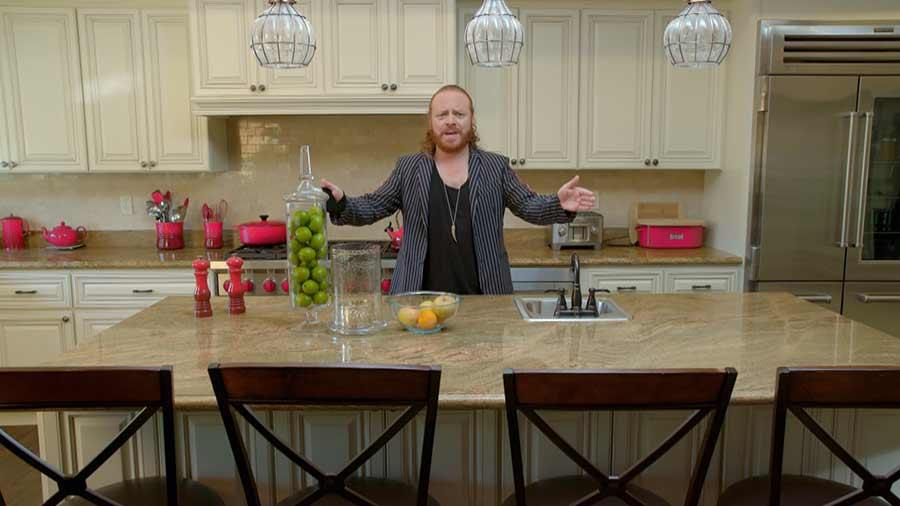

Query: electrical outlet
[119,195,133,215]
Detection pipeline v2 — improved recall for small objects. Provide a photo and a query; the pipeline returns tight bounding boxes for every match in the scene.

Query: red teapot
[42,221,87,247]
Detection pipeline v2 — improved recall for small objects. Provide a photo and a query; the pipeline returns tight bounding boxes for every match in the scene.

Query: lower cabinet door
[0,310,75,366]
[843,282,900,337]
[74,309,141,345]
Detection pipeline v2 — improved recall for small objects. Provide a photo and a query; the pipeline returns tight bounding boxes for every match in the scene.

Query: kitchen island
[34,293,900,505]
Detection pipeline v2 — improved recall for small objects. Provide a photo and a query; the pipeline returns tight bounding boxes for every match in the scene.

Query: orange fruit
[416,309,438,330]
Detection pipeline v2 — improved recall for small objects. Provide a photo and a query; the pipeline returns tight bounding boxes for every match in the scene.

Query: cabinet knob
[149,161,157,168]
[0,161,7,168]
[510,158,518,165]
[652,159,659,166]
[8,161,17,168]
[390,83,398,91]
[250,84,257,92]
[62,316,70,323]
[518,158,525,166]
[259,84,266,92]
[140,161,148,168]
[644,158,651,166]
[381,83,389,90]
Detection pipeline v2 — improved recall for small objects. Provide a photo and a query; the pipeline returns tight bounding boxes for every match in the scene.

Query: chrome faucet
[570,253,582,311]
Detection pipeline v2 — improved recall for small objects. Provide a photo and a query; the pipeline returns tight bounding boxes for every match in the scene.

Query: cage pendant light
[251,0,316,69]
[663,0,732,68]
[464,0,524,67]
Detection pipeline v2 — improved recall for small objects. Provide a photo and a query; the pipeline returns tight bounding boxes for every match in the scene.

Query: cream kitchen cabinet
[459,8,578,169]
[190,0,324,97]
[581,266,742,294]
[73,309,142,346]
[0,310,75,367]
[578,10,725,169]
[0,7,87,173]
[190,0,454,114]
[79,8,226,173]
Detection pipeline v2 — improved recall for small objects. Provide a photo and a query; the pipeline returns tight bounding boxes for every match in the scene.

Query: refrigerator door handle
[853,112,874,248]
[836,112,858,248]
[857,293,900,303]
[797,294,833,304]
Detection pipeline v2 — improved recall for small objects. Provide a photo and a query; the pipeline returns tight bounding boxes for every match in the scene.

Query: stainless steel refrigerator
[748,21,900,337]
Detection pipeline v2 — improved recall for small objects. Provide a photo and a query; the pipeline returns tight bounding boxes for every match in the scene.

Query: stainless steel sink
[514,296,630,322]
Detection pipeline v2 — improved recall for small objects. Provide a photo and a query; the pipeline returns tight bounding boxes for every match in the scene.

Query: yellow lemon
[397,307,419,327]
[419,300,434,309]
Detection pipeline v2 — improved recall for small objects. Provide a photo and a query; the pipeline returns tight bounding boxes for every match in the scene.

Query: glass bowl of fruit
[387,291,460,334]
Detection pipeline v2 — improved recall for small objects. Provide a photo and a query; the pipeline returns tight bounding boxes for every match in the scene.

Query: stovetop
[221,240,398,263]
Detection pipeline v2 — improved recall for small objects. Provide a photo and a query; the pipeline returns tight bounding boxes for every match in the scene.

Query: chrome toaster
[548,212,603,250]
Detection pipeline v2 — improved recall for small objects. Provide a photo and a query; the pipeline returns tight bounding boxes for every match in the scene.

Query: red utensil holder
[204,221,223,249]
[156,222,184,250]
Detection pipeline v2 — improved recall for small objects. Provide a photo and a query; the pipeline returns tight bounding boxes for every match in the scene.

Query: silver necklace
[442,181,461,243]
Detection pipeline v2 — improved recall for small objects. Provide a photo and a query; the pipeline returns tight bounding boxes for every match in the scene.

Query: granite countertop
[1,229,741,269]
[43,293,899,409]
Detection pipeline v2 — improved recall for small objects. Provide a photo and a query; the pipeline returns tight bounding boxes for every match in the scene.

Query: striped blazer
[331,149,574,294]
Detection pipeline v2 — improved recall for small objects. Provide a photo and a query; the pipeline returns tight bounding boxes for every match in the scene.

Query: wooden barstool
[503,367,737,506]
[718,367,900,506]
[0,366,223,506]
[208,362,442,506]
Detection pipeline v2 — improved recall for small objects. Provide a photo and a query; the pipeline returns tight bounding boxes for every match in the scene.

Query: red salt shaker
[192,258,212,318]
[226,256,246,315]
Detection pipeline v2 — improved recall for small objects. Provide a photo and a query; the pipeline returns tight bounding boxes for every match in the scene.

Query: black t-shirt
[421,161,482,294]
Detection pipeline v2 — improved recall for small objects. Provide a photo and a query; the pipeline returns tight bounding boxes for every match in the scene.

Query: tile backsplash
[0,115,704,240]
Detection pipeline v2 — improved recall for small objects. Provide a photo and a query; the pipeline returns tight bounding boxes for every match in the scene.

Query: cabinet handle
[149,161,157,168]
[14,290,37,295]
[857,293,900,303]
[691,284,713,291]
[259,84,266,92]
[616,286,637,292]
[62,316,70,323]
[652,159,659,166]
[140,161,148,168]
[510,159,518,165]
[644,159,651,166]
[390,83,397,91]
[798,294,832,304]
[381,83,389,90]
[250,84,257,92]
[0,161,8,168]
[132,289,154,294]
[8,161,17,168]
[518,158,526,166]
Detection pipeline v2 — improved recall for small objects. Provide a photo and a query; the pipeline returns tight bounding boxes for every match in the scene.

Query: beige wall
[0,115,704,240]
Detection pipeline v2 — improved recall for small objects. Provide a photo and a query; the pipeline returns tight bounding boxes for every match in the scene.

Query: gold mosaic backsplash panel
[0,115,704,238]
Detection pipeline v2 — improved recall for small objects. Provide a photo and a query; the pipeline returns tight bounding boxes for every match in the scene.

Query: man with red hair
[323,85,595,295]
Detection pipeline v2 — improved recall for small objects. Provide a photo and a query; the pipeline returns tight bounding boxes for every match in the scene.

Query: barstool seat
[284,477,440,506]
[500,476,670,506]
[718,475,888,506]
[62,477,223,506]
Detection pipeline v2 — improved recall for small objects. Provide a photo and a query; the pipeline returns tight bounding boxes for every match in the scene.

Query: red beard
[429,126,474,154]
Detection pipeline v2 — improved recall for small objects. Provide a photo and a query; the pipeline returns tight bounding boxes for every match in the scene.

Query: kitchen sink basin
[514,296,630,323]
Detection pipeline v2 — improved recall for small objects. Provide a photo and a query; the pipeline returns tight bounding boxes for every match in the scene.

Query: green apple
[313,291,328,305]
[295,293,312,307]
[309,233,325,250]
[294,226,312,244]
[308,215,324,233]
[292,266,310,282]
[317,245,328,259]
[288,252,299,266]
[311,265,328,283]
[299,247,317,263]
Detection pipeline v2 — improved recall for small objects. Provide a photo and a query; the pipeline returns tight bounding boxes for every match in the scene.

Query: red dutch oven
[236,215,286,245]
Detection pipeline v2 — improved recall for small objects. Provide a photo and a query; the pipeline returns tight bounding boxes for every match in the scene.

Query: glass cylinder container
[329,243,387,335]
[284,145,329,323]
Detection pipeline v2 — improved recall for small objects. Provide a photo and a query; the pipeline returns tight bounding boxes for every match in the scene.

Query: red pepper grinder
[226,255,246,315]
[192,257,212,318]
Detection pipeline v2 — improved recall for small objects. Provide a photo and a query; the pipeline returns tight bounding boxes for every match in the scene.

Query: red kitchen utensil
[151,190,164,205]
[42,222,87,247]
[1,214,29,250]
[236,215,286,245]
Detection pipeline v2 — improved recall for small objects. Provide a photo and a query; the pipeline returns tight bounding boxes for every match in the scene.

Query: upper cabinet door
[78,10,150,173]
[579,11,652,169]
[0,8,87,172]
[325,0,388,95]
[389,0,451,96]
[517,9,579,169]
[143,10,210,171]
[190,0,260,96]
[260,0,325,95]
[650,11,724,169]
[457,7,517,160]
